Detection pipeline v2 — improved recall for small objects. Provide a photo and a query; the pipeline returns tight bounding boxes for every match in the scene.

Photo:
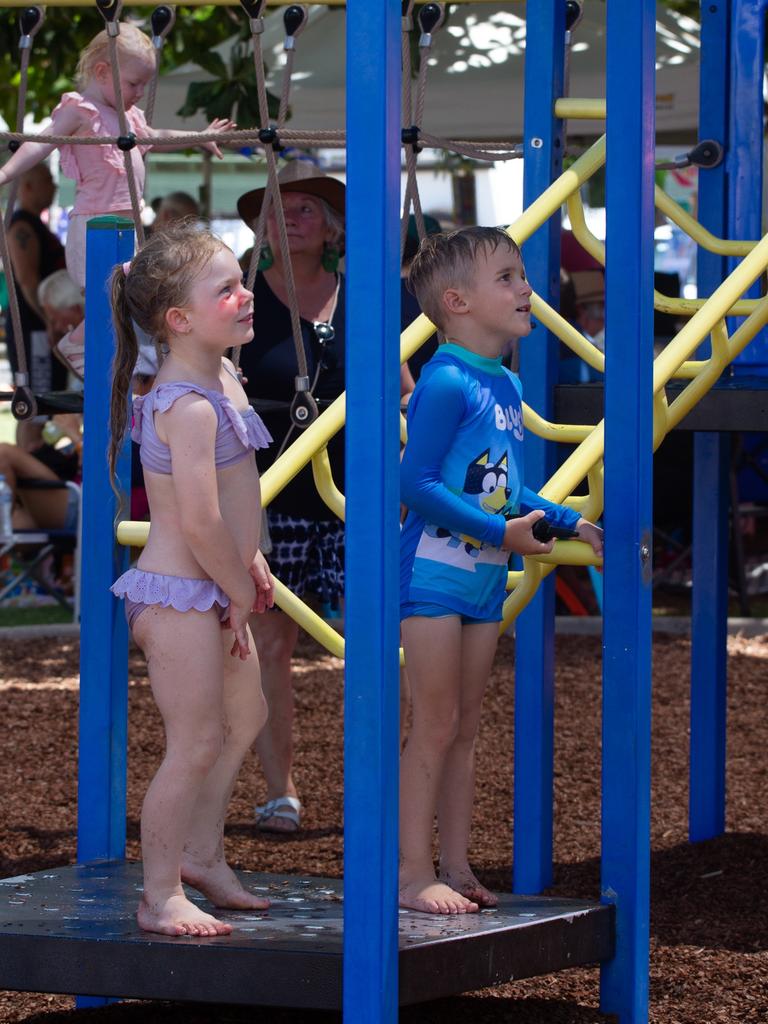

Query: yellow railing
[117,127,768,653]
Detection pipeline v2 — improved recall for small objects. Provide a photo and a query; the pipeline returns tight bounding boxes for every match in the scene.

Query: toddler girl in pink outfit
[0,23,234,377]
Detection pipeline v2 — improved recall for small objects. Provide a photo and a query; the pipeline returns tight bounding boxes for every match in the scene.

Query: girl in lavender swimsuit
[108,223,274,938]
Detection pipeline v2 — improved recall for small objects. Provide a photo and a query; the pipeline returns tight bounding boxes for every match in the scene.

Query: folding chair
[0,479,82,618]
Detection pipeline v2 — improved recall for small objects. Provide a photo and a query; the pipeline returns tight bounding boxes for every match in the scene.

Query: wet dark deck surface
[0,862,613,1008]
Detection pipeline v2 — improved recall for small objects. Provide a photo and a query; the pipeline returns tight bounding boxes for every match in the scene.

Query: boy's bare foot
[181,858,270,910]
[439,865,498,908]
[137,892,232,937]
[399,877,479,915]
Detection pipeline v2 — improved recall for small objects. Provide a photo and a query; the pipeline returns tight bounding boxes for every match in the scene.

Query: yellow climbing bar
[653,188,756,257]
[566,191,760,318]
[554,98,607,120]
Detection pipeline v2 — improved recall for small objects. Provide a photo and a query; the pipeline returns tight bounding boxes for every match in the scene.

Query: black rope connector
[96,0,123,23]
[19,6,45,48]
[117,132,137,152]
[258,126,281,149]
[8,140,20,154]
[565,1,584,34]
[290,389,318,430]
[150,5,176,46]
[11,386,37,422]
[239,0,266,20]
[418,2,444,46]
[402,125,421,151]
[689,139,724,169]
[283,4,308,51]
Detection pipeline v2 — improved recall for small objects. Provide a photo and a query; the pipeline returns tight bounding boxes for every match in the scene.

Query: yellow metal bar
[554,98,607,120]
[311,447,345,520]
[654,187,756,257]
[666,301,768,430]
[567,192,760,318]
[272,579,346,659]
[522,403,594,445]
[653,231,768,391]
[531,293,605,373]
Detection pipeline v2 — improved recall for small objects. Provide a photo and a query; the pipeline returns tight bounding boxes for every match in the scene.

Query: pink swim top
[132,382,272,475]
[51,92,151,216]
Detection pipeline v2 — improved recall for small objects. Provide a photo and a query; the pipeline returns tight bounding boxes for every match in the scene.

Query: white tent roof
[156,2,701,142]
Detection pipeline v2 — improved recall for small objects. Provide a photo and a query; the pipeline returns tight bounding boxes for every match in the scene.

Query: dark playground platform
[0,862,613,1009]
[555,376,768,432]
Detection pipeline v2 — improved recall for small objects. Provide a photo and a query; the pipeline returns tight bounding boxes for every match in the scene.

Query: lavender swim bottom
[111,568,230,632]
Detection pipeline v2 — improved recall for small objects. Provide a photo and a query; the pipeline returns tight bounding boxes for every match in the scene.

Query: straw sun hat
[237,161,346,226]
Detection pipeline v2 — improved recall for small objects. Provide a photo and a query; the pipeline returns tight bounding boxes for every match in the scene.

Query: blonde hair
[108,224,227,489]
[76,24,154,89]
[407,226,522,330]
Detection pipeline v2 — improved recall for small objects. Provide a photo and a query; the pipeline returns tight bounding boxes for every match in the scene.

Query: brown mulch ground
[1,629,767,1023]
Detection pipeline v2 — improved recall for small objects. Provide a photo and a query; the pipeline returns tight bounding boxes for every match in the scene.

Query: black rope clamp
[565,1,584,35]
[402,125,421,151]
[418,3,445,48]
[96,0,123,36]
[19,6,45,50]
[290,383,318,430]
[258,126,281,149]
[283,4,308,52]
[8,141,20,154]
[150,5,176,48]
[117,132,137,152]
[689,139,724,169]
[239,0,266,33]
[11,384,37,421]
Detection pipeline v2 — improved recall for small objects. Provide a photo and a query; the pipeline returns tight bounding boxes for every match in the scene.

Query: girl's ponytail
[108,265,138,496]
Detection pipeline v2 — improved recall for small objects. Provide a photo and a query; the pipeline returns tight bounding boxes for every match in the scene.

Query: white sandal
[254,795,301,833]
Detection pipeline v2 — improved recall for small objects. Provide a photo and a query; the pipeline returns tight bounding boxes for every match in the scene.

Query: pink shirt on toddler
[51,92,152,215]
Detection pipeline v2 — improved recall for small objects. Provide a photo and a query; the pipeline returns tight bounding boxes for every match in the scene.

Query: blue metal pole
[514,0,565,896]
[343,2,401,1021]
[729,0,768,373]
[599,3,655,1021]
[689,0,731,844]
[77,217,133,865]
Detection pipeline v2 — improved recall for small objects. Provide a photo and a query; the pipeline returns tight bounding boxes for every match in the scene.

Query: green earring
[258,243,274,272]
[321,242,340,274]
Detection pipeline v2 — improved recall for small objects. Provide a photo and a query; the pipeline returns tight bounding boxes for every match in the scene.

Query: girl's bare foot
[181,858,270,910]
[137,892,232,937]
[399,876,479,915]
[439,865,498,907]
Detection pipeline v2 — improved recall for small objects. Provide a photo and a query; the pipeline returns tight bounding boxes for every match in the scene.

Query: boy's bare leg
[399,615,479,915]
[437,621,500,907]
[181,626,270,910]
[133,607,233,937]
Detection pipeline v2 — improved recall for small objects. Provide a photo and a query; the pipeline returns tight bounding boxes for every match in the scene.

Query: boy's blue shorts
[400,601,501,626]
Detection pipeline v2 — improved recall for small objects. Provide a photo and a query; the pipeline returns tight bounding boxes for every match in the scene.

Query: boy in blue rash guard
[399,227,603,915]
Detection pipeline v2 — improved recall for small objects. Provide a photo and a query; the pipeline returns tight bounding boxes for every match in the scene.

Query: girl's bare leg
[133,606,232,937]
[181,625,270,910]
[399,616,479,915]
[437,621,500,907]
[250,609,301,830]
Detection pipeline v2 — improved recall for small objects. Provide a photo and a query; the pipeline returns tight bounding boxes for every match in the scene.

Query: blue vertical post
[689,1,731,843]
[344,2,401,1022]
[514,0,565,896]
[599,4,654,1022]
[77,218,133,864]
[730,0,768,373]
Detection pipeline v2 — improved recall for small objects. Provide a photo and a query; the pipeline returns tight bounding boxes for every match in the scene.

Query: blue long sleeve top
[400,343,580,620]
